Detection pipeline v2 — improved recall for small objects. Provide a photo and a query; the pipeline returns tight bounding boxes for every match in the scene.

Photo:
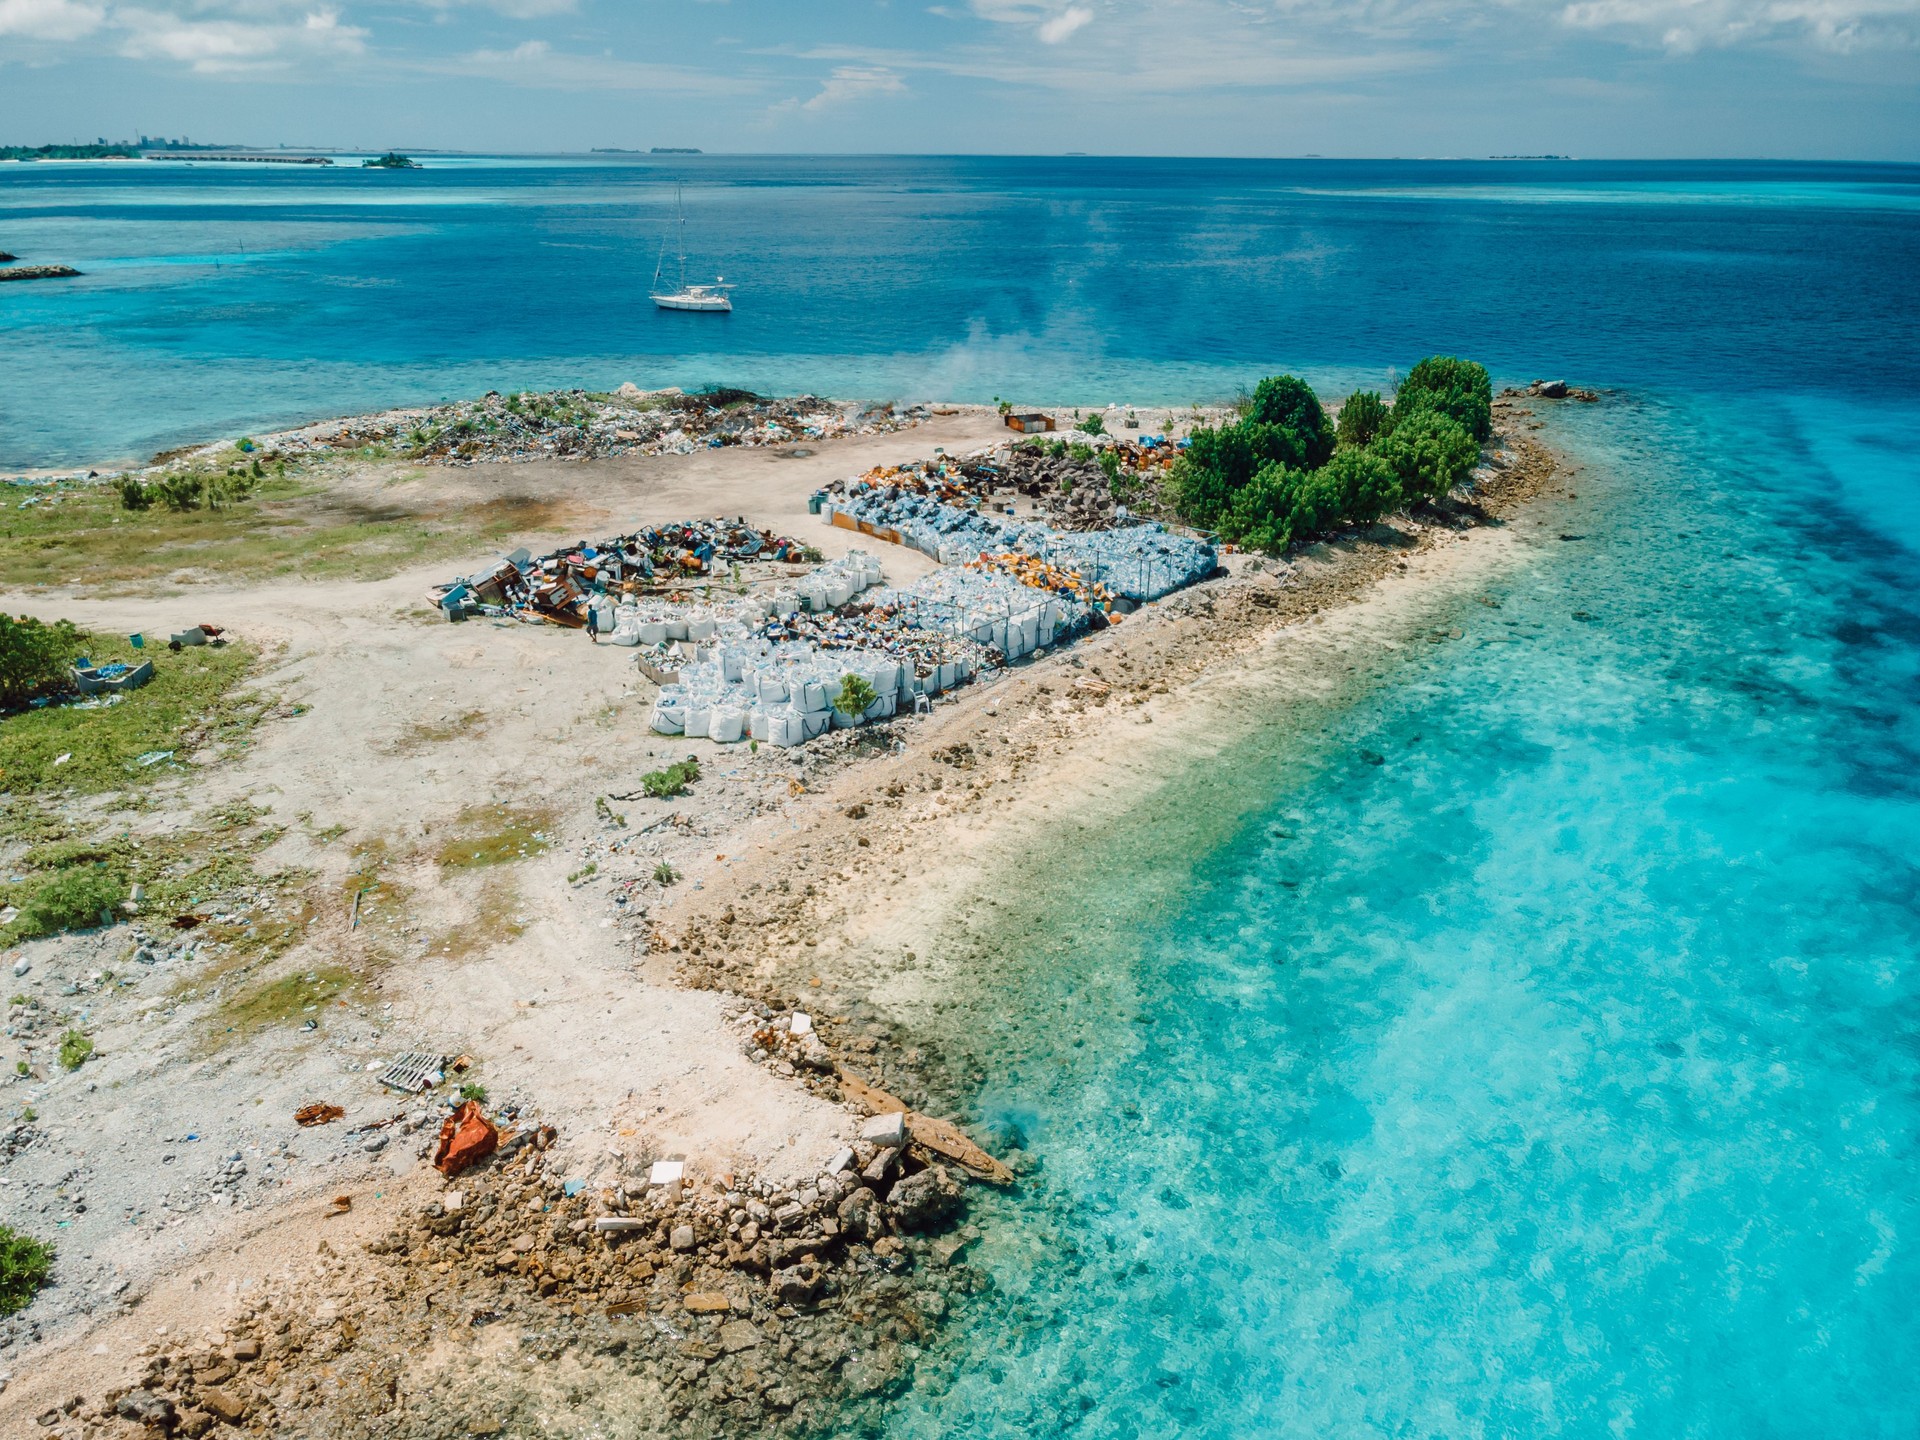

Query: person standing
[586,604,600,643]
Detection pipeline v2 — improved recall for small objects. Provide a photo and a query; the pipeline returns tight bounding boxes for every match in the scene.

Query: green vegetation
[652,861,679,886]
[1172,357,1490,555]
[640,758,701,799]
[567,861,598,884]
[59,1027,95,1071]
[1393,355,1493,443]
[435,805,555,870]
[0,615,83,709]
[363,152,421,169]
[1080,411,1105,436]
[0,628,263,794]
[0,465,575,592]
[1,143,137,161]
[11,867,125,939]
[216,965,359,1035]
[834,674,879,720]
[1335,390,1390,448]
[458,1081,488,1103]
[0,1224,54,1317]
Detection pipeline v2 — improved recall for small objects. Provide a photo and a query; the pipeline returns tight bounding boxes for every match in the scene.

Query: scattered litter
[135,750,174,768]
[648,1160,685,1187]
[432,1101,499,1177]
[327,1195,352,1216]
[295,1103,345,1127]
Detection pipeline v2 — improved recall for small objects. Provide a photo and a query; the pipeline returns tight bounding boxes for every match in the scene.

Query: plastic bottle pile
[605,553,883,647]
[825,484,1215,602]
[864,567,1088,663]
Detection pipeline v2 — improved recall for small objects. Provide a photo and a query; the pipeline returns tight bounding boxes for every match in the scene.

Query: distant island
[363,152,422,169]
[651,147,703,155]
[165,154,332,166]
[1,143,138,162]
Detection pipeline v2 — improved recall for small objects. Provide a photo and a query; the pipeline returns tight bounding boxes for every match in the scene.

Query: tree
[0,615,81,709]
[834,673,878,719]
[1374,409,1478,504]
[1335,390,1389,448]
[1323,446,1401,524]
[1246,375,1335,470]
[1393,356,1493,443]
[1080,411,1105,435]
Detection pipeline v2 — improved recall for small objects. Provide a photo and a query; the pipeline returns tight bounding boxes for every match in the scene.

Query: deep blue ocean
[4,156,1918,1437]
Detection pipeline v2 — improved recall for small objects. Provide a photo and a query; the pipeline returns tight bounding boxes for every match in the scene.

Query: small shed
[1005,413,1055,434]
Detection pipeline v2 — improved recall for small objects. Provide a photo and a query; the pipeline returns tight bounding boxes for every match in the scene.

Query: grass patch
[58,1027,94,1071]
[0,473,580,591]
[0,1223,54,1317]
[10,867,125,939]
[435,805,555,871]
[215,964,362,1036]
[0,630,266,795]
[1,801,300,948]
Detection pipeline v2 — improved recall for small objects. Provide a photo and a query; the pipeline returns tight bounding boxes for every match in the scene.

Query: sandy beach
[0,393,1562,1436]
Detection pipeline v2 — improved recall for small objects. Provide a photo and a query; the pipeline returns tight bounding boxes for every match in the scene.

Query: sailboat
[651,187,732,313]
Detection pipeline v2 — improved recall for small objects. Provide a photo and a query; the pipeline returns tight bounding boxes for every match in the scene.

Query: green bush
[12,866,125,938]
[59,1027,94,1071]
[1218,464,1302,554]
[1323,446,1402,525]
[458,1081,488,1103]
[1080,411,1105,436]
[117,478,153,511]
[1336,391,1390,449]
[1374,409,1479,504]
[1245,376,1335,469]
[0,615,81,709]
[0,1224,54,1317]
[640,758,701,799]
[834,673,879,719]
[1393,356,1493,443]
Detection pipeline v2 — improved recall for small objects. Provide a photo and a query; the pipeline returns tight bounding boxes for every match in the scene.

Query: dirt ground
[0,398,1565,1434]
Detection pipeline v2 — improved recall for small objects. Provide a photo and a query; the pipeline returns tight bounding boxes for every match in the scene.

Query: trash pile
[607,553,885,650]
[824,469,1216,602]
[251,386,927,468]
[863,566,1090,662]
[432,517,821,625]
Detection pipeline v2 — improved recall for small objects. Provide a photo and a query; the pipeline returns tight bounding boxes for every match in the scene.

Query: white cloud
[1555,0,1920,51]
[0,0,104,40]
[114,5,365,73]
[802,63,908,109]
[1037,4,1093,41]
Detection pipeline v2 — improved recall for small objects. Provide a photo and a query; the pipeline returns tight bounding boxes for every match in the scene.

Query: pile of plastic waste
[228,387,927,468]
[825,480,1216,602]
[430,517,820,625]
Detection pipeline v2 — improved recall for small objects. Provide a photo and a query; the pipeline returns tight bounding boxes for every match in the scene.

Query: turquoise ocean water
[4,157,1917,1434]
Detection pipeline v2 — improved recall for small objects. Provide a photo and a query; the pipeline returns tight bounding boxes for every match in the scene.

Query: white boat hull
[653,292,732,313]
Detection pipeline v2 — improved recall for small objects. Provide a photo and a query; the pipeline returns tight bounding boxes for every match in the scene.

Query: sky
[0,0,1916,159]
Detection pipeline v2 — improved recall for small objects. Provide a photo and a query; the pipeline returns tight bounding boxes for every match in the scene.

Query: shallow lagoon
[886,391,1920,1437]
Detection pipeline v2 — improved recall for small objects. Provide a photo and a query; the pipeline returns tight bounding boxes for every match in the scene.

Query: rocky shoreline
[0,264,82,283]
[51,1114,979,1438]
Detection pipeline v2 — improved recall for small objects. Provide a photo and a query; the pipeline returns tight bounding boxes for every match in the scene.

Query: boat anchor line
[651,185,733,313]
